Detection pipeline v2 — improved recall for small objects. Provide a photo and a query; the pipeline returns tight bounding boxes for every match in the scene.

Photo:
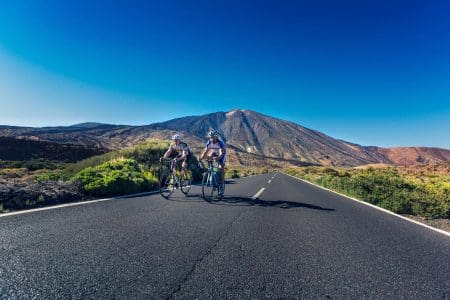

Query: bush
[286,166,450,219]
[63,139,170,178]
[35,172,63,183]
[0,168,28,179]
[226,169,240,179]
[72,158,158,196]
[0,159,61,171]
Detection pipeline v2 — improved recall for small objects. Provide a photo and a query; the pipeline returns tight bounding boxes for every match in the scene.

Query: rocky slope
[367,147,450,166]
[149,109,450,166]
[0,137,106,162]
[1,110,449,167]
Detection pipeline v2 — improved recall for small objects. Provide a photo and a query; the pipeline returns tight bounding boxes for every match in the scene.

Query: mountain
[148,109,386,166]
[366,146,450,166]
[0,137,106,162]
[1,109,449,167]
[69,122,111,128]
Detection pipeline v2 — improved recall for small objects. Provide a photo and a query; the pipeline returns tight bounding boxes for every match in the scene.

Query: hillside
[149,109,388,166]
[0,137,106,162]
[367,147,450,166]
[1,110,449,167]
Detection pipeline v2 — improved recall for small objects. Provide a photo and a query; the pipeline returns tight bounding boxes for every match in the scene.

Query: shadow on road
[218,196,335,211]
[184,193,334,211]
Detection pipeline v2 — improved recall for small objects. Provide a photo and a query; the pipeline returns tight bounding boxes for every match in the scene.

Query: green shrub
[37,195,46,204]
[0,159,62,171]
[72,158,157,196]
[286,166,450,219]
[226,169,240,179]
[35,172,62,183]
[0,168,28,178]
[63,139,170,178]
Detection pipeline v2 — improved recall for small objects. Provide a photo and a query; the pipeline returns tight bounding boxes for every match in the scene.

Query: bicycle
[159,158,192,199]
[200,158,225,201]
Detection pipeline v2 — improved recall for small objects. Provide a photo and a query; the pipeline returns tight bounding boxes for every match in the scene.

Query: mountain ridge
[1,109,449,167]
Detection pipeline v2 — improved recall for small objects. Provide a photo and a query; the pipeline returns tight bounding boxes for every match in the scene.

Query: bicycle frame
[207,161,221,188]
[201,159,225,200]
[159,158,192,198]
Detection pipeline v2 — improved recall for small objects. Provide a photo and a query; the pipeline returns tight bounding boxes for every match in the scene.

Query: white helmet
[207,130,219,138]
[172,134,181,141]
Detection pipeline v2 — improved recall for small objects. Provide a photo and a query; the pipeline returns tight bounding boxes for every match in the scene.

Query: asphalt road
[1,173,449,299]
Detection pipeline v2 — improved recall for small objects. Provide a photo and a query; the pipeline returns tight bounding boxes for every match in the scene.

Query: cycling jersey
[170,142,190,156]
[205,140,225,154]
[206,140,226,163]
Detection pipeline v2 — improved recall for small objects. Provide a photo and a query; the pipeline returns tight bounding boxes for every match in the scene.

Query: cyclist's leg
[171,156,181,187]
[181,153,190,174]
[181,161,189,179]
[219,156,226,185]
[173,154,183,170]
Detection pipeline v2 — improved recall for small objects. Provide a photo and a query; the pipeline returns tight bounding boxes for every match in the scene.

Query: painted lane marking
[252,187,266,200]
[1,174,257,218]
[283,173,450,237]
[268,179,272,184]
[0,190,161,218]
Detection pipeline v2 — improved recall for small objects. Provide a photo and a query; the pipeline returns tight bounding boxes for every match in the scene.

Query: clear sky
[1,0,449,148]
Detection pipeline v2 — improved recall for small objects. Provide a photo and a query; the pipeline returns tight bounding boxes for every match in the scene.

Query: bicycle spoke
[180,172,192,195]
[202,172,213,201]
[159,168,175,199]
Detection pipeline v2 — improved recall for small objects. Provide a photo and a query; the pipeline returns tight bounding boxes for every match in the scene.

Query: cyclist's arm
[178,149,188,160]
[162,148,172,159]
[200,147,208,160]
[218,143,226,160]
[217,148,224,160]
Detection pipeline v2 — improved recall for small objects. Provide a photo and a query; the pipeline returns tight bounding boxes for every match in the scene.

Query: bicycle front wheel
[180,171,192,196]
[202,172,214,201]
[159,169,175,199]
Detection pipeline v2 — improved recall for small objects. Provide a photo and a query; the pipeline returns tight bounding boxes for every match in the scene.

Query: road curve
[1,173,449,299]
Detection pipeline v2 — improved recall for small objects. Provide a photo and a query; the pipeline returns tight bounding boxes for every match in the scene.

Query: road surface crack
[166,212,243,300]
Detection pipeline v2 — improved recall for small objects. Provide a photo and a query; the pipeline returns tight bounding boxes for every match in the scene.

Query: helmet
[207,130,219,138]
[172,134,181,141]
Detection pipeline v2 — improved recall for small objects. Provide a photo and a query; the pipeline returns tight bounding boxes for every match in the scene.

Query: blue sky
[0,0,449,148]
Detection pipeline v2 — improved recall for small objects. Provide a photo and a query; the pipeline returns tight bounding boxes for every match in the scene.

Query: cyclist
[161,134,191,175]
[200,130,226,192]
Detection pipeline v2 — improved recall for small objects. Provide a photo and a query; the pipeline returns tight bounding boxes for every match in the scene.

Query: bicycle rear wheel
[159,169,175,199]
[180,171,192,196]
[202,172,214,201]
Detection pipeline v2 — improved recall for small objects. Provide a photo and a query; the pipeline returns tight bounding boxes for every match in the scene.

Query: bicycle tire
[202,172,214,201]
[159,168,175,199]
[180,171,192,196]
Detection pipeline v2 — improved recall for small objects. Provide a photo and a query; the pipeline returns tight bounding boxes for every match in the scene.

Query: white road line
[0,190,161,218]
[283,173,450,237]
[252,187,266,199]
[268,179,272,184]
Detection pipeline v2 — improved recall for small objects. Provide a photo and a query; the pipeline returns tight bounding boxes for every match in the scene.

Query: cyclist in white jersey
[162,134,191,174]
[200,130,226,186]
